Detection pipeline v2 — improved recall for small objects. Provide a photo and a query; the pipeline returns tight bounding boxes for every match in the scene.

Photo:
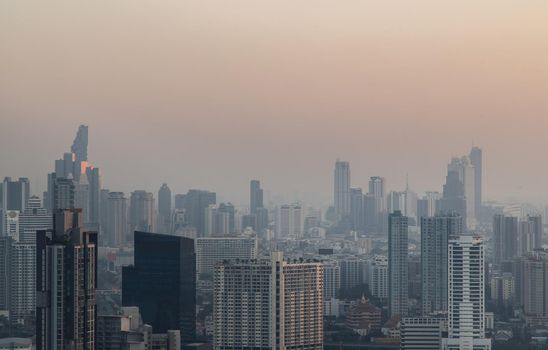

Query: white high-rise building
[442,235,491,350]
[213,252,323,350]
[368,255,388,300]
[276,204,302,238]
[195,235,258,279]
[334,160,351,220]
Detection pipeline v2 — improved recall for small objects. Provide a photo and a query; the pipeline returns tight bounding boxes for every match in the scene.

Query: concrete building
[388,211,409,317]
[36,209,98,350]
[158,183,172,234]
[401,317,445,350]
[334,160,351,221]
[493,214,518,265]
[130,191,155,233]
[213,252,323,350]
[442,235,491,350]
[368,255,388,300]
[106,192,128,247]
[195,235,258,280]
[421,213,463,315]
[323,261,341,300]
[276,204,302,238]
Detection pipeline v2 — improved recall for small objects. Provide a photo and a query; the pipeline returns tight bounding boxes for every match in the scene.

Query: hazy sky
[2,1,548,206]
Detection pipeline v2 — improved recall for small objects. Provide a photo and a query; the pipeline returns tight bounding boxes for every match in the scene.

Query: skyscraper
[469,147,482,218]
[334,160,351,220]
[388,211,409,317]
[515,251,548,321]
[205,203,236,236]
[85,166,101,229]
[122,231,196,344]
[440,170,467,227]
[1,177,30,211]
[349,188,364,231]
[213,252,323,350]
[71,124,88,162]
[421,213,463,315]
[36,209,98,350]
[129,191,155,233]
[106,192,127,247]
[493,214,518,265]
[447,157,476,228]
[442,235,491,350]
[249,179,263,214]
[178,190,216,236]
[276,204,303,238]
[158,183,172,233]
[416,192,441,223]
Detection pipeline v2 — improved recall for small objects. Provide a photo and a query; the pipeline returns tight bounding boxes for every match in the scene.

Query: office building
[388,211,408,317]
[36,209,98,350]
[177,190,216,236]
[106,192,127,247]
[349,188,364,231]
[340,258,366,291]
[515,251,548,320]
[276,204,302,238]
[323,261,341,300]
[447,157,476,228]
[71,124,89,162]
[417,192,441,223]
[205,203,235,237]
[368,255,388,300]
[401,317,445,350]
[122,231,196,343]
[158,183,172,233]
[439,170,467,229]
[250,180,263,214]
[213,252,323,350]
[421,213,463,315]
[195,235,258,280]
[129,191,155,233]
[493,214,518,265]
[1,177,30,212]
[334,160,351,220]
[469,147,482,218]
[442,235,491,350]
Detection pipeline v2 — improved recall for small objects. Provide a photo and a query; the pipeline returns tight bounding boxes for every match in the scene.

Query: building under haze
[250,179,263,214]
[421,213,463,315]
[122,231,196,344]
[177,189,216,237]
[106,192,127,247]
[276,204,303,238]
[334,160,351,221]
[36,209,98,350]
[388,211,409,317]
[493,214,518,266]
[157,183,172,233]
[469,147,482,218]
[129,190,155,233]
[213,252,323,350]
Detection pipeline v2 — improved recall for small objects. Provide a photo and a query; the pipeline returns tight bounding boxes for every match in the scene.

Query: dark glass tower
[122,231,196,343]
[249,180,263,214]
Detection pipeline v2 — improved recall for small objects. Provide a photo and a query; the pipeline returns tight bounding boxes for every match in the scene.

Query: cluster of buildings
[1,125,548,350]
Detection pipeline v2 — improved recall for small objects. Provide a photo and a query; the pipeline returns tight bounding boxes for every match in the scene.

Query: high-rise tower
[388,211,409,317]
[334,160,351,220]
[36,209,98,350]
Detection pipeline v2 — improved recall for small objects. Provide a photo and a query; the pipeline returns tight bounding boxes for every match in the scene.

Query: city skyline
[3,2,548,205]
